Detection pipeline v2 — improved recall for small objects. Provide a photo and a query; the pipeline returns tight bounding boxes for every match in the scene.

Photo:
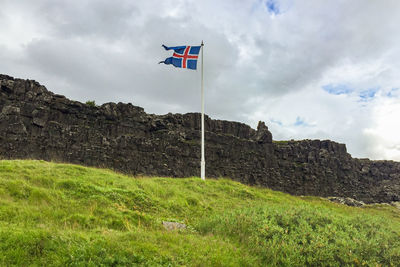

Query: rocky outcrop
[1,74,399,203]
[327,197,365,207]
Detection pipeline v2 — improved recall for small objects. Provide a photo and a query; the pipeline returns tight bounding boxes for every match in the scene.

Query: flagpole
[200,41,205,180]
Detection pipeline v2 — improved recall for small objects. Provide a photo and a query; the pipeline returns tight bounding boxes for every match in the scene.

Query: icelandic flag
[159,45,201,70]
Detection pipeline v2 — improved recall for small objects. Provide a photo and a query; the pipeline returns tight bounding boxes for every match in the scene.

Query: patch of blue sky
[359,87,379,102]
[322,83,353,95]
[270,118,283,126]
[294,117,303,126]
[387,88,399,98]
[270,117,315,127]
[294,117,316,127]
[266,0,280,15]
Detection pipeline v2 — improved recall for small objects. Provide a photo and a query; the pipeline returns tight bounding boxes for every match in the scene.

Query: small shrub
[85,100,96,107]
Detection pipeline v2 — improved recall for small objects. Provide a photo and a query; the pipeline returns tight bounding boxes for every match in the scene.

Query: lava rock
[1,74,400,204]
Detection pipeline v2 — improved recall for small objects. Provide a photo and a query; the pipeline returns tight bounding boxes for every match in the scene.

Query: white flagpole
[200,41,205,180]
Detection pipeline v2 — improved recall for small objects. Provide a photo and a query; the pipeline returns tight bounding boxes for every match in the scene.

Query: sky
[1,0,400,161]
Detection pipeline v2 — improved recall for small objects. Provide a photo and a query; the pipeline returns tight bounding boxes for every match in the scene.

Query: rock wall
[1,74,399,203]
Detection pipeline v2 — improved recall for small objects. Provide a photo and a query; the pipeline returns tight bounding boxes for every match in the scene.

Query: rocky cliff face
[1,74,399,203]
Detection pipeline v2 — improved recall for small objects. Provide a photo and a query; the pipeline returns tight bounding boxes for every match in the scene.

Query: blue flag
[159,44,201,70]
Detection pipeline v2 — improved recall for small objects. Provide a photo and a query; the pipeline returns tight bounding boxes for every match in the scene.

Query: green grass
[0,160,399,266]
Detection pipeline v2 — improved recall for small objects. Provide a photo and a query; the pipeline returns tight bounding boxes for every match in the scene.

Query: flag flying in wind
[159,45,201,70]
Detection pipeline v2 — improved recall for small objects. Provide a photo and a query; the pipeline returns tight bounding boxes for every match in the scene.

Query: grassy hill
[0,160,399,266]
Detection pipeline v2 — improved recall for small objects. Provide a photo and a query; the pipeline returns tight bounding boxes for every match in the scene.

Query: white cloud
[364,97,400,160]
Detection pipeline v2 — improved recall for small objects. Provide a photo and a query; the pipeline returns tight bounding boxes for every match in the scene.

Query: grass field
[0,160,399,266]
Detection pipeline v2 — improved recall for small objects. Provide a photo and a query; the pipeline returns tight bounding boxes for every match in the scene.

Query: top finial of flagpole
[201,40,204,46]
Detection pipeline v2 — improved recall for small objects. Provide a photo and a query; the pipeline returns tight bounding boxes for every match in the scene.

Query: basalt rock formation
[1,74,399,203]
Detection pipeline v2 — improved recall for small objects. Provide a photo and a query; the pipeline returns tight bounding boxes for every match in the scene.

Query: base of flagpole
[201,160,205,180]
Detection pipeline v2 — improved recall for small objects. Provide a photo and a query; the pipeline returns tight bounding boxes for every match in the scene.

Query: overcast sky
[1,0,400,161]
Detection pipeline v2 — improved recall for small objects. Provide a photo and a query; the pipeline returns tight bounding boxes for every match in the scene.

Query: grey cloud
[1,0,400,160]
[42,0,139,40]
